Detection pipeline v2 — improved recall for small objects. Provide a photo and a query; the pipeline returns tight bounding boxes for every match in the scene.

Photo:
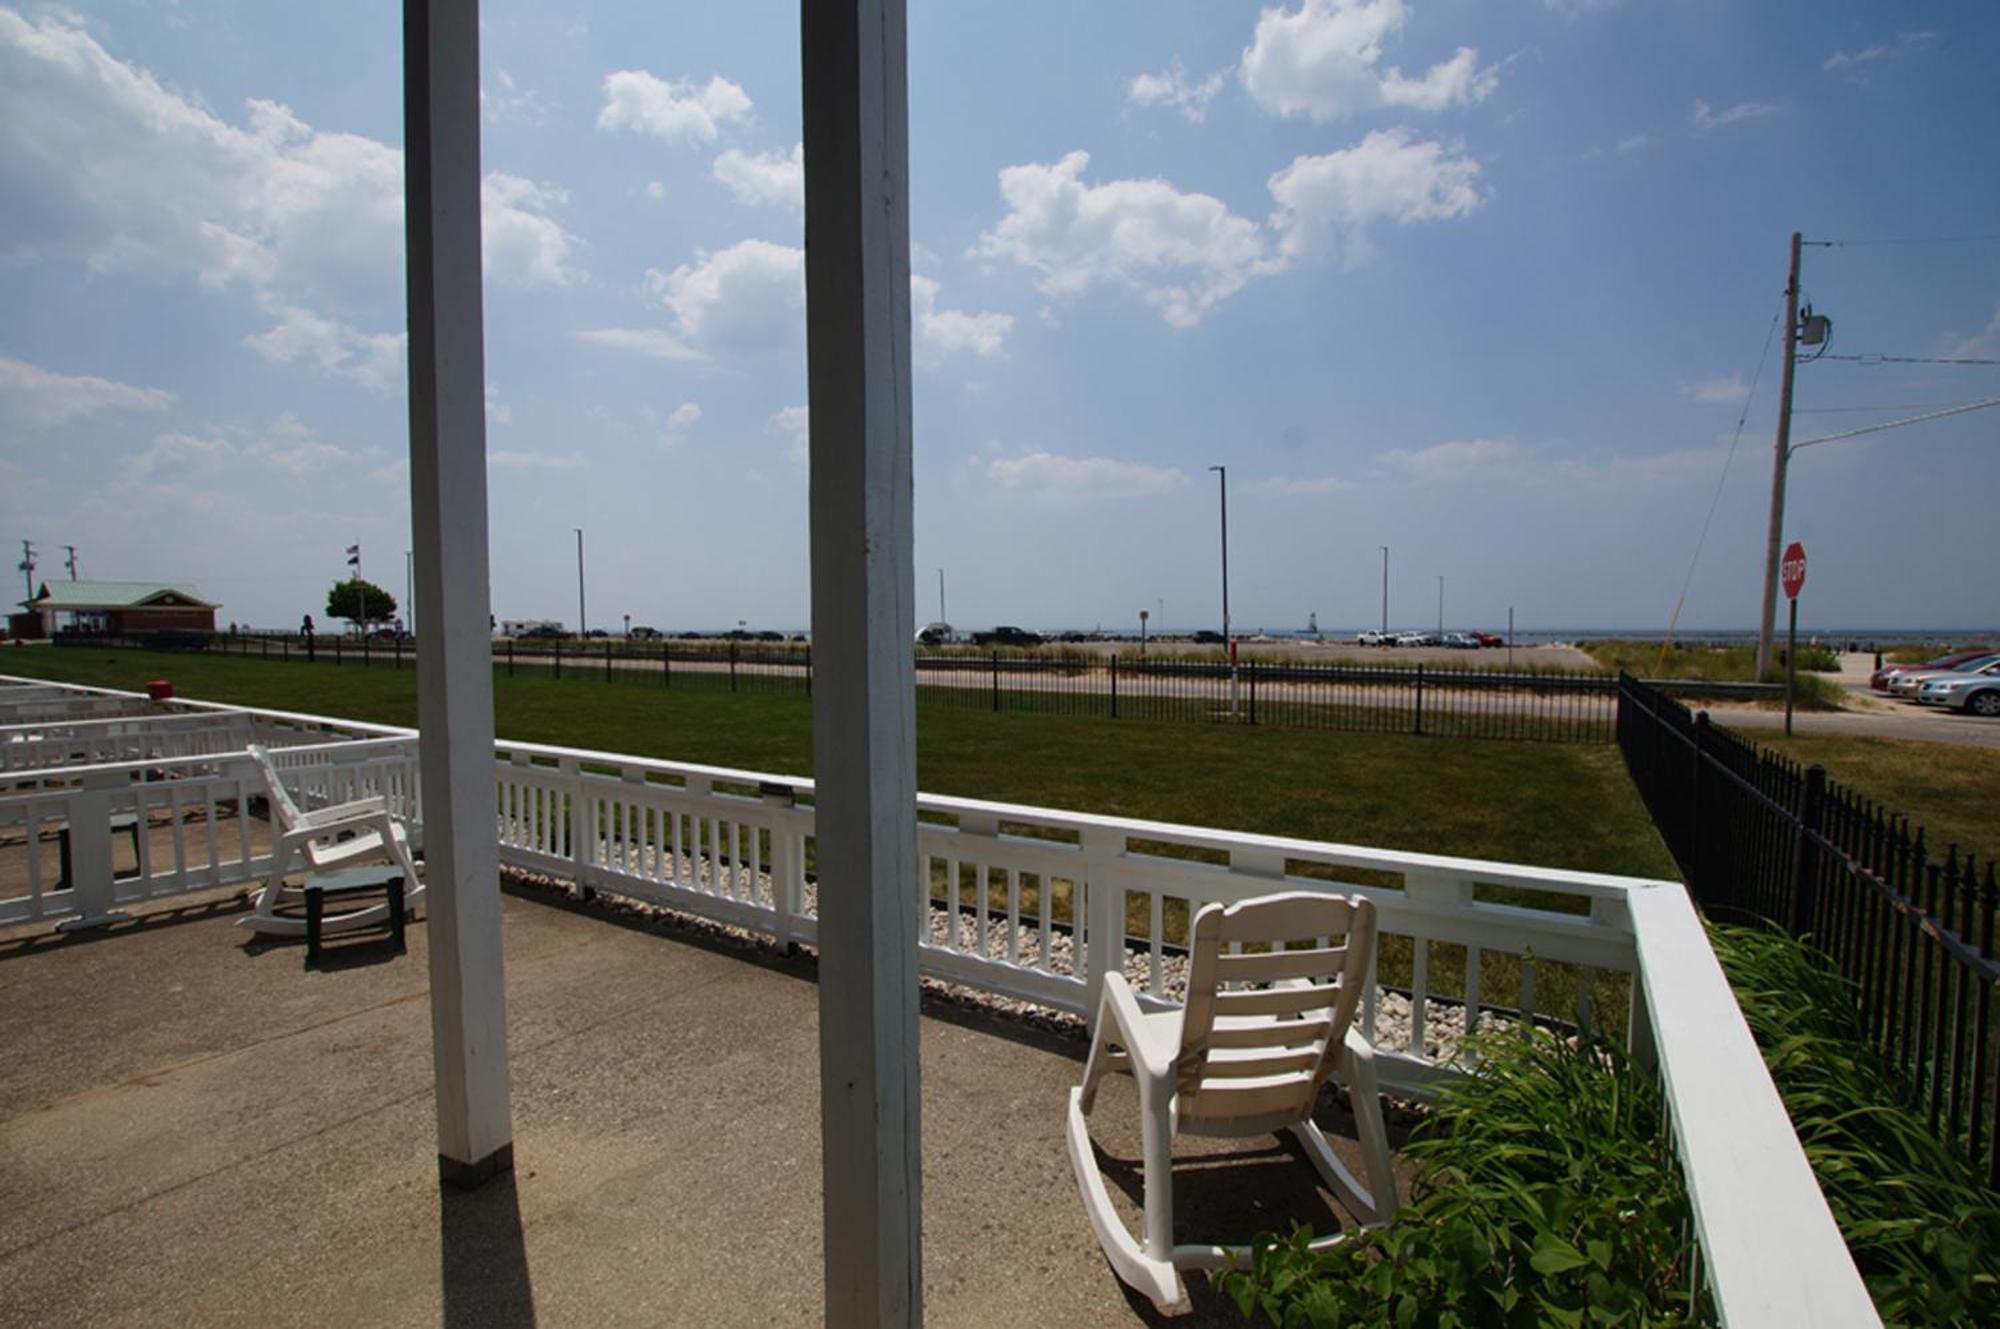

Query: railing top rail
[0,674,413,740]
[1627,883,1877,1326]
[0,709,253,737]
[0,732,414,791]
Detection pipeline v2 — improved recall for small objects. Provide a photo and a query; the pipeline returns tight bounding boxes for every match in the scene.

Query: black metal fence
[1616,672,2000,1186]
[58,631,1638,742]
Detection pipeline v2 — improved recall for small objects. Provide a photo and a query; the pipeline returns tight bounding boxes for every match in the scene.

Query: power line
[1793,401,1985,414]
[1811,232,2000,248]
[1659,298,1784,666]
[1790,396,2000,453]
[1816,353,2000,367]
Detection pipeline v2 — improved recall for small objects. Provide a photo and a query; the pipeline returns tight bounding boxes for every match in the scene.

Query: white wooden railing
[0,676,1876,1324]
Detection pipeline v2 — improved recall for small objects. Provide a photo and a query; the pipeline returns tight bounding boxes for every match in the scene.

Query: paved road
[1705,653,2000,751]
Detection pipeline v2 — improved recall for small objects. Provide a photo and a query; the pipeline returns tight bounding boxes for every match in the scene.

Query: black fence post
[553,638,561,679]
[992,652,1001,713]
[1109,653,1118,719]
[1413,664,1425,736]
[1689,710,1709,898]
[804,643,812,698]
[394,635,403,669]
[729,639,739,691]
[334,637,342,666]
[1247,660,1257,724]
[507,638,515,676]
[663,642,671,688]
[1791,763,1827,937]
[605,640,613,684]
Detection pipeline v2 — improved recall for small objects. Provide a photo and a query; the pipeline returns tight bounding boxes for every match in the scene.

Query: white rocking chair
[1067,890,1399,1308]
[239,744,422,936]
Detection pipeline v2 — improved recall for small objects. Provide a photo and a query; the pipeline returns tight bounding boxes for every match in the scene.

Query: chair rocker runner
[1067,890,1399,1309]
[239,744,421,937]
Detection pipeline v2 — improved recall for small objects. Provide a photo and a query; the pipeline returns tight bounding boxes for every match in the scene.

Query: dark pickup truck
[971,625,1044,648]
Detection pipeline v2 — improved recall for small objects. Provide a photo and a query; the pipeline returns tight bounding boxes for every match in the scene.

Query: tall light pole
[937,567,946,625]
[62,545,77,580]
[1436,575,1444,638]
[573,527,586,636]
[1756,231,1804,682]
[17,539,35,606]
[1209,465,1235,714]
[405,549,414,637]
[1378,546,1389,636]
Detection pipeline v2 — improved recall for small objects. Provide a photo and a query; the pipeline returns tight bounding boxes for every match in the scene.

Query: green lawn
[1757,732,2000,871]
[4,645,1675,877]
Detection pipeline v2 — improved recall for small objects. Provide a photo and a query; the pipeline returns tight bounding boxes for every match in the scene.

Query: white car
[1917,660,2000,717]
[1395,631,1434,647]
[1356,630,1390,646]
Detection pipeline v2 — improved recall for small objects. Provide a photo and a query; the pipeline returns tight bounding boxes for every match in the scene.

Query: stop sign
[1781,541,1807,600]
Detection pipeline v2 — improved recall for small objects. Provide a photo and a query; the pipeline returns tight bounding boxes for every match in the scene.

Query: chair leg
[1138,1082,1175,1263]
[1344,1045,1399,1224]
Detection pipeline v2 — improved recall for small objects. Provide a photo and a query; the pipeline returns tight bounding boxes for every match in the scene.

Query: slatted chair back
[245,744,304,828]
[1174,892,1374,1134]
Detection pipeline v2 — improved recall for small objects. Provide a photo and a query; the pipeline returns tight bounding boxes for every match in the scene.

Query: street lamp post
[1209,465,1236,715]
[1378,546,1389,638]
[1436,575,1444,639]
[574,528,586,637]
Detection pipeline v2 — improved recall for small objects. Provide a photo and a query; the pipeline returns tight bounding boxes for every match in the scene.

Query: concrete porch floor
[0,880,1397,1327]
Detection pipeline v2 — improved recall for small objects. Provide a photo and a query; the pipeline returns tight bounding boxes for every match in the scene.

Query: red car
[1871,648,1995,692]
[1472,632,1504,647]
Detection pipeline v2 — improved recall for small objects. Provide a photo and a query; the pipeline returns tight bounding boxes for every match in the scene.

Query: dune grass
[1756,732,2000,870]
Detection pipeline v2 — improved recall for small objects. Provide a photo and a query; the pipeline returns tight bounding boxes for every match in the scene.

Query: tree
[326,578,397,629]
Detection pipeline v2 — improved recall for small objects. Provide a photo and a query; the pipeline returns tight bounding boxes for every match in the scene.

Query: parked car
[1871,648,1993,692]
[1440,632,1479,649]
[972,625,1044,648]
[916,621,955,646]
[1917,660,2000,716]
[1889,653,2000,700]
[1473,632,1504,648]
[1356,630,1390,646]
[1395,631,1434,647]
[521,624,565,640]
[629,626,662,640]
[1190,629,1226,644]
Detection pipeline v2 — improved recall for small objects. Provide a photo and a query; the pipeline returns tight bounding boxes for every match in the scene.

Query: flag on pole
[346,544,360,568]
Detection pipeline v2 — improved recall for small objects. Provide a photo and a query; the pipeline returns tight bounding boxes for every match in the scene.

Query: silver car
[1917,660,2000,716]
[1890,652,2000,699]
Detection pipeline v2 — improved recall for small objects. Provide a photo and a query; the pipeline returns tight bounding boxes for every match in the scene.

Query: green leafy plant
[1219,1030,1707,1328]
[1707,925,2000,1324]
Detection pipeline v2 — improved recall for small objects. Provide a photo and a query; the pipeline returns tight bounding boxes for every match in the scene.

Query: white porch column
[404,0,513,1189]
[801,0,923,1323]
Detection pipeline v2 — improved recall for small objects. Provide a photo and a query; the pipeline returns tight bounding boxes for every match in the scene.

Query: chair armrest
[296,796,389,828]
[1096,972,1177,1081]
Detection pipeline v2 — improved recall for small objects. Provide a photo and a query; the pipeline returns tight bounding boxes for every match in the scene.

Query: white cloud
[1680,373,1747,406]
[911,275,1013,366]
[0,11,583,370]
[596,70,752,145]
[1542,0,1618,16]
[1690,99,1782,133]
[241,305,406,394]
[130,429,234,476]
[987,451,1191,501]
[644,238,804,352]
[1127,60,1227,124]
[485,383,512,425]
[1239,0,1497,122]
[482,66,550,127]
[135,412,357,483]
[713,143,803,209]
[1823,31,1935,76]
[490,449,588,470]
[1941,303,2000,361]
[1614,133,1654,155]
[1267,128,1483,260]
[482,172,586,288]
[240,412,357,480]
[973,150,1281,328]
[572,327,702,361]
[769,405,809,466]
[661,400,701,447]
[1380,437,1723,492]
[1246,474,1352,496]
[0,354,173,429]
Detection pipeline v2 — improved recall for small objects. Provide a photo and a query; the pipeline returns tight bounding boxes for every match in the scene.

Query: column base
[438,1143,515,1191]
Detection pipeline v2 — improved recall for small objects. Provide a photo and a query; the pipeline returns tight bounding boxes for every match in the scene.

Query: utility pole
[937,567,946,625]
[1378,546,1389,636]
[574,527,586,636]
[62,545,77,580]
[1436,575,1444,638]
[1209,465,1235,713]
[1756,231,1803,682]
[17,539,35,605]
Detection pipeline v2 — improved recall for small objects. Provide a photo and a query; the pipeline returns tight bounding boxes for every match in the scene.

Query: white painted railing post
[762,782,802,952]
[803,0,922,1319]
[561,754,588,894]
[404,0,513,1192]
[54,772,131,932]
[1081,828,1124,1034]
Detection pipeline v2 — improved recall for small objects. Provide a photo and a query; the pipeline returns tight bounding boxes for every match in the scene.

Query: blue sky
[2,0,1995,635]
